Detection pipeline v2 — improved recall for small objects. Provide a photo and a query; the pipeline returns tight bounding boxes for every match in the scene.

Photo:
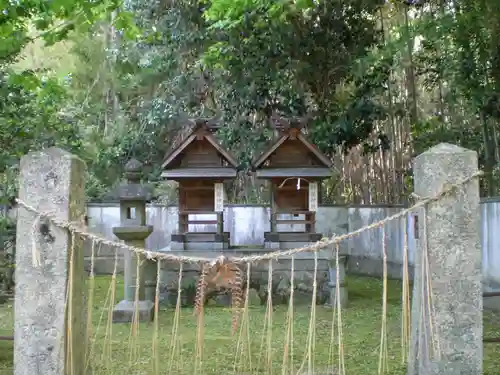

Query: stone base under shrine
[155,247,347,308]
[170,232,230,251]
[263,231,323,250]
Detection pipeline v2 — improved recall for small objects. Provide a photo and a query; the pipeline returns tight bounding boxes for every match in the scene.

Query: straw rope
[15,170,483,266]
[16,168,482,375]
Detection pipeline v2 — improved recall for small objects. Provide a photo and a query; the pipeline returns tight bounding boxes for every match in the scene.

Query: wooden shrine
[161,118,238,250]
[252,116,333,249]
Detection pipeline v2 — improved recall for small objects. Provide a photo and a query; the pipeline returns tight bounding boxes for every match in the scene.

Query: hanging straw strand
[66,232,76,375]
[128,254,142,367]
[152,259,162,375]
[233,263,252,373]
[168,262,184,373]
[281,255,295,375]
[422,205,441,360]
[336,244,346,375]
[85,240,96,372]
[194,263,208,375]
[401,214,411,363]
[100,247,118,370]
[378,226,389,375]
[265,260,274,374]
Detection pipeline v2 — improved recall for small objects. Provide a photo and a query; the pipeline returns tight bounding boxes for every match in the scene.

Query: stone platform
[264,231,323,250]
[155,246,347,308]
[170,232,230,250]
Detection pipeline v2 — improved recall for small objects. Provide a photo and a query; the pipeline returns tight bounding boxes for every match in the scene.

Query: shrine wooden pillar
[270,181,277,232]
[307,181,318,233]
[178,182,188,233]
[214,182,224,234]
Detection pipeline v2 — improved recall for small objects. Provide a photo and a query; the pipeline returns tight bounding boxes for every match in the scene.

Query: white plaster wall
[86,202,500,287]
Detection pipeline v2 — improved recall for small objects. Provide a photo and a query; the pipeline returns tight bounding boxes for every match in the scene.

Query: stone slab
[264,232,323,242]
[171,232,230,242]
[184,241,228,251]
[112,300,155,323]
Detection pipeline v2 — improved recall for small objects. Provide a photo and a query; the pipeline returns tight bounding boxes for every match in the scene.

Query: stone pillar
[15,148,87,375]
[325,254,348,309]
[408,143,482,375]
[112,159,155,323]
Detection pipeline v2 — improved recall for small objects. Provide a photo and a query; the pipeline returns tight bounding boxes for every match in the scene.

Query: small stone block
[170,241,185,250]
[112,300,155,323]
[171,234,184,242]
[184,241,228,251]
[184,232,230,242]
[264,232,323,242]
[325,287,348,309]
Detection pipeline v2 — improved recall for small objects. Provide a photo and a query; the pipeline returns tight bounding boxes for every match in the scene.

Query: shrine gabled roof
[252,127,332,170]
[161,118,238,170]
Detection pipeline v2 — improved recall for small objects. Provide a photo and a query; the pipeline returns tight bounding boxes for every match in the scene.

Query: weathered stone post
[15,148,87,375]
[408,143,482,375]
[111,159,155,323]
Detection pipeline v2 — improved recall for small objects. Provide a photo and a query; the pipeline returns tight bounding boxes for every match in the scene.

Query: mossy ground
[1,275,500,374]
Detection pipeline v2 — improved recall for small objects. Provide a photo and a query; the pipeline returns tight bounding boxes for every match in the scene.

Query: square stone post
[408,143,482,375]
[15,148,87,375]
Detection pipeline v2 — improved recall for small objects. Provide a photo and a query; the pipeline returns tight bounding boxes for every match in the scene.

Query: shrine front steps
[170,232,230,250]
[264,231,323,250]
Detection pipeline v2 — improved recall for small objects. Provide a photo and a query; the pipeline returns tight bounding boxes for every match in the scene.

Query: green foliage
[0,0,140,62]
[5,0,500,204]
[201,0,389,156]
[0,216,15,298]
[0,70,84,201]
[0,0,144,202]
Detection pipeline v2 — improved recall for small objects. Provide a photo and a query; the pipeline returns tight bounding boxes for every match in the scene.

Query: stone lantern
[112,159,155,323]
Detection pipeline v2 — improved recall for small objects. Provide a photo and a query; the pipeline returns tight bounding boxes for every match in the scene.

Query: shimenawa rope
[15,170,483,266]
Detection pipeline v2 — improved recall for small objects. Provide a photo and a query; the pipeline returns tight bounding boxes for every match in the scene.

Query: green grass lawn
[1,275,500,374]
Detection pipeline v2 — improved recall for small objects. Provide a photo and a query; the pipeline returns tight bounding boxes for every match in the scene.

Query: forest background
[2,0,500,210]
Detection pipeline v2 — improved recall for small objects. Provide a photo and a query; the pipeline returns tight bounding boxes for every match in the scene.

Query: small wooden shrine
[161,118,238,250]
[252,116,333,249]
